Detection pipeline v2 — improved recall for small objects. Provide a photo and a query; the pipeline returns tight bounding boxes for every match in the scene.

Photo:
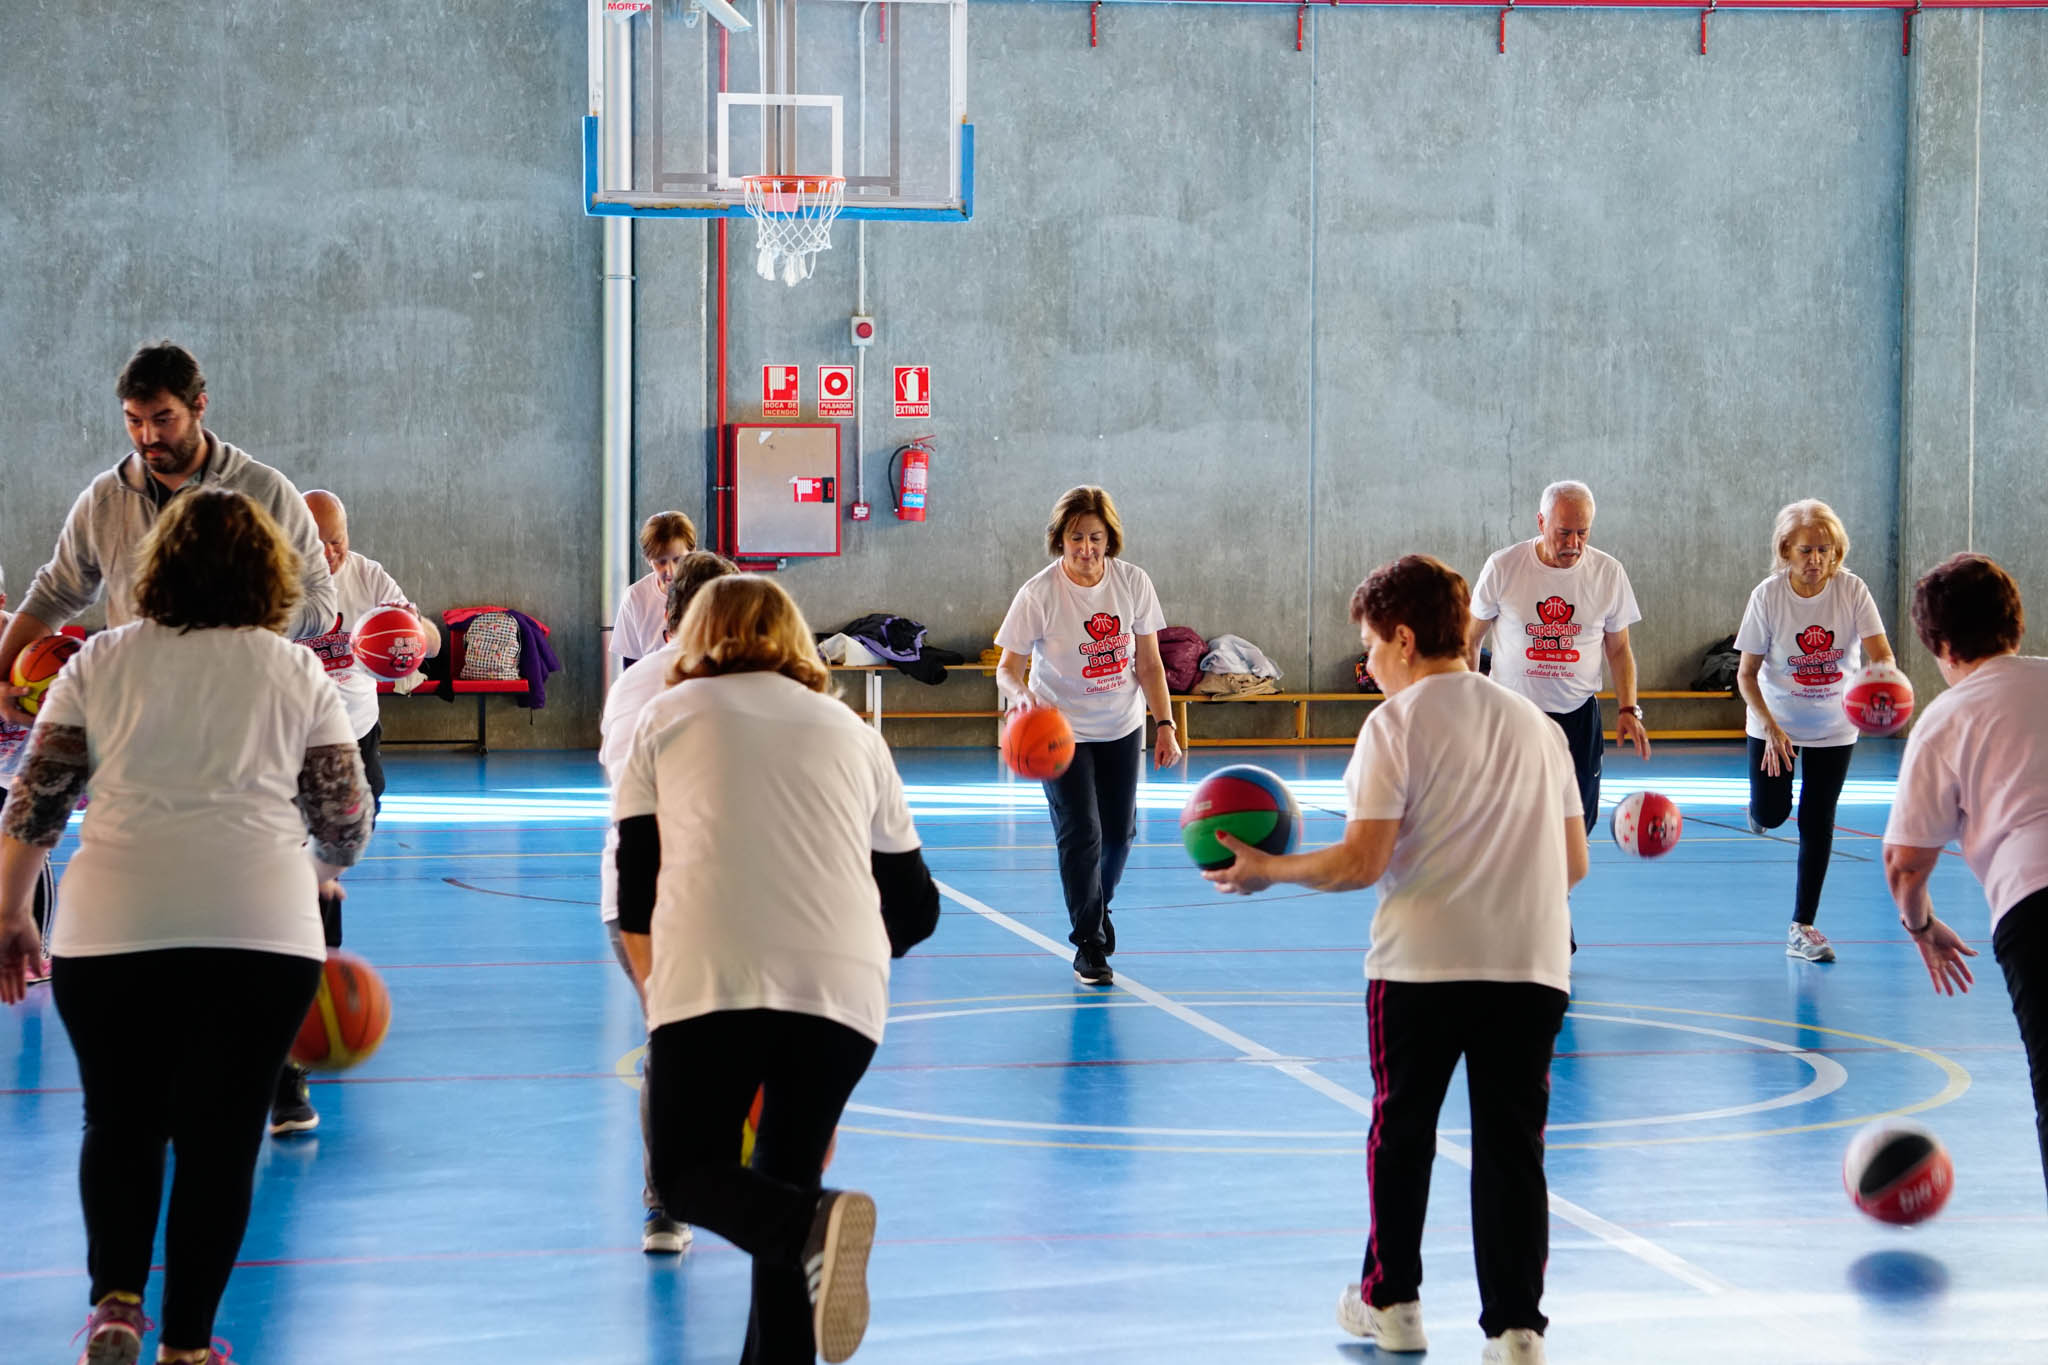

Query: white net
[741,176,846,287]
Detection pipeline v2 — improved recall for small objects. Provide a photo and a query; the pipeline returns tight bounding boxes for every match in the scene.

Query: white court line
[934,879,1735,1297]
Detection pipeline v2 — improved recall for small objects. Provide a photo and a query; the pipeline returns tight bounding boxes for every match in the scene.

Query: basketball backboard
[585,0,971,222]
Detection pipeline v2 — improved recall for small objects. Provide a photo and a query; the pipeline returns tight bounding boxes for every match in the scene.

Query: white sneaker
[1482,1327,1546,1363]
[1336,1283,1427,1351]
[1786,923,1836,963]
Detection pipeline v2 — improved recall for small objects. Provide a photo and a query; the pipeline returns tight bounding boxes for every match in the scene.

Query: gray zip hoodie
[19,433,335,640]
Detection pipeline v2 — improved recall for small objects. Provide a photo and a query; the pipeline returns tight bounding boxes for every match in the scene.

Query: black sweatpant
[52,948,323,1350]
[1995,888,2048,1201]
[1745,736,1855,924]
[1359,978,1569,1339]
[1546,696,1603,836]
[1041,726,1142,954]
[319,723,386,948]
[648,1009,877,1365]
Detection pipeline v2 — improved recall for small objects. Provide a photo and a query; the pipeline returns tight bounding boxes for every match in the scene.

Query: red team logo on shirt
[1078,613,1130,684]
[1524,596,1582,663]
[1789,625,1844,687]
[303,612,357,677]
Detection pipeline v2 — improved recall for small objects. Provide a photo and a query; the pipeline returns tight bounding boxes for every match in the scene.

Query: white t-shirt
[994,559,1166,743]
[613,671,921,1043]
[300,552,411,740]
[38,620,356,961]
[596,642,681,924]
[610,573,667,663]
[1344,671,1581,993]
[1470,541,1642,715]
[1734,570,1887,747]
[1884,655,2048,929]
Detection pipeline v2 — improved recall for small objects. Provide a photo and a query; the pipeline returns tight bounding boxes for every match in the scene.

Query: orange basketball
[1002,705,1074,780]
[739,1084,836,1170]
[10,635,81,716]
[355,605,428,681]
[290,950,392,1070]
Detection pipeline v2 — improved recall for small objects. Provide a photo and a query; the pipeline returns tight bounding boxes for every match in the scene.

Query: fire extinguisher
[888,439,931,522]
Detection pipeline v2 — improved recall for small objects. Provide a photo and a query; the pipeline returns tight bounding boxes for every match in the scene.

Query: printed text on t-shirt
[1079,612,1131,690]
[1790,625,1844,688]
[1524,596,1582,664]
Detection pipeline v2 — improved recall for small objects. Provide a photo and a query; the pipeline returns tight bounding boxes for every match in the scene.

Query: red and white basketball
[1844,663,1916,737]
[1843,1118,1953,1225]
[1610,791,1683,858]
[355,605,427,680]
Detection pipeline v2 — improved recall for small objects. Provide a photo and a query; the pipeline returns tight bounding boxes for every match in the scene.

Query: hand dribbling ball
[1844,663,1916,737]
[1611,791,1683,858]
[1002,705,1074,780]
[290,950,393,1070]
[1180,765,1301,869]
[355,605,428,681]
[1843,1118,1953,1225]
[9,635,82,716]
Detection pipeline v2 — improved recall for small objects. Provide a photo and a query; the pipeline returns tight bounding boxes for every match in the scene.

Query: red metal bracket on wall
[1297,2,1307,48]
[1090,0,1100,46]
[1903,0,1922,53]
[1700,0,1715,52]
[1499,0,1512,52]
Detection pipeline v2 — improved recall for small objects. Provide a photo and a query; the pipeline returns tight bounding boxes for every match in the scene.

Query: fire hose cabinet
[729,423,842,559]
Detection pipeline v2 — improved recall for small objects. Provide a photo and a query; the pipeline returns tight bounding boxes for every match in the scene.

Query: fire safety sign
[762,365,800,419]
[894,366,931,419]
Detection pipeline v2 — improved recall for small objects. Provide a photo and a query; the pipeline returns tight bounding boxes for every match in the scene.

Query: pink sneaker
[73,1294,151,1365]
[26,952,53,985]
[155,1340,234,1365]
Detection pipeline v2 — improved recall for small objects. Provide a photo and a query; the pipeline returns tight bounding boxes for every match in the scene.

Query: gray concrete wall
[2,1,2039,746]
[0,0,602,747]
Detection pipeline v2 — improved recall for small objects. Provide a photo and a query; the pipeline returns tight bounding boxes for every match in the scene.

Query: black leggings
[1042,727,1143,953]
[647,1009,877,1365]
[1994,888,2048,1202]
[52,949,322,1350]
[319,723,387,948]
[1746,737,1855,923]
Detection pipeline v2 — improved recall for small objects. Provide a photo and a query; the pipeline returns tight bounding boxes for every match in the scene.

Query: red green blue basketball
[1180,765,1301,870]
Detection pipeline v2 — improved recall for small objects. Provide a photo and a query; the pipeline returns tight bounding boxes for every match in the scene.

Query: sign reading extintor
[818,365,855,418]
[762,365,800,419]
[894,365,931,419]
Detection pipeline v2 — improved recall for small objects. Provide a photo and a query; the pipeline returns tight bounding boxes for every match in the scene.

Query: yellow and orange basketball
[290,950,393,1070]
[9,635,82,716]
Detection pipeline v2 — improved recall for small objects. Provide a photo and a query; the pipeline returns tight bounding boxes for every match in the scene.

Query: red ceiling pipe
[1120,0,2041,9]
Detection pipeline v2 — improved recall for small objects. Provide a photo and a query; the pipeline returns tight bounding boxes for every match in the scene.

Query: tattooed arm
[1,724,89,1001]
[296,742,373,877]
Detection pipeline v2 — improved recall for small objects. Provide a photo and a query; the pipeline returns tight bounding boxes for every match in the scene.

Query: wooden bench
[376,678,531,754]
[830,663,1004,733]
[1169,688,1743,748]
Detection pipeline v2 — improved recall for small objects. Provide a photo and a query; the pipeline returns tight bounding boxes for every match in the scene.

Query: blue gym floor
[4,741,2043,1363]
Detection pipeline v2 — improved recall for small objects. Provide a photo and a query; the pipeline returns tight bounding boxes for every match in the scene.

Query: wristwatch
[1618,704,1644,719]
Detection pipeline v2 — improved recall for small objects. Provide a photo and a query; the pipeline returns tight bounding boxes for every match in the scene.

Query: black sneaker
[269,1063,319,1136]
[641,1208,691,1254]
[1072,946,1113,987]
[803,1190,876,1363]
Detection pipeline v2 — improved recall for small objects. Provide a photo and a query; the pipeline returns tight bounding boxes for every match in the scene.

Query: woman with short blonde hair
[0,487,371,1365]
[1736,497,1895,962]
[668,574,832,693]
[615,572,937,1362]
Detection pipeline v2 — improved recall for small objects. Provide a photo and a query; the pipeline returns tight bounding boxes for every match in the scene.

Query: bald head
[303,490,349,575]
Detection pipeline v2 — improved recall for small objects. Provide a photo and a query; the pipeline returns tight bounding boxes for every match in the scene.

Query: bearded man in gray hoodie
[0,342,334,726]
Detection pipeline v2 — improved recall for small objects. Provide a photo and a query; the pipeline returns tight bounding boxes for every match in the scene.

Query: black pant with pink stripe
[1359,978,1570,1338]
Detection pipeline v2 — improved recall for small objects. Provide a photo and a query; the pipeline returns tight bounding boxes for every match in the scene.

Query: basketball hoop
[741,175,845,287]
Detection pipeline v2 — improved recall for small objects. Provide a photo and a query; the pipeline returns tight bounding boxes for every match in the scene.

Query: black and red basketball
[1843,1119,1953,1225]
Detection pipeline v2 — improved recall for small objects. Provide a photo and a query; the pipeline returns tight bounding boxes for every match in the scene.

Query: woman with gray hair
[1735,498,1895,962]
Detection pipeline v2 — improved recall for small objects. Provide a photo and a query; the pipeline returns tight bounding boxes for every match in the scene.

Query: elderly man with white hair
[1469,482,1650,848]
